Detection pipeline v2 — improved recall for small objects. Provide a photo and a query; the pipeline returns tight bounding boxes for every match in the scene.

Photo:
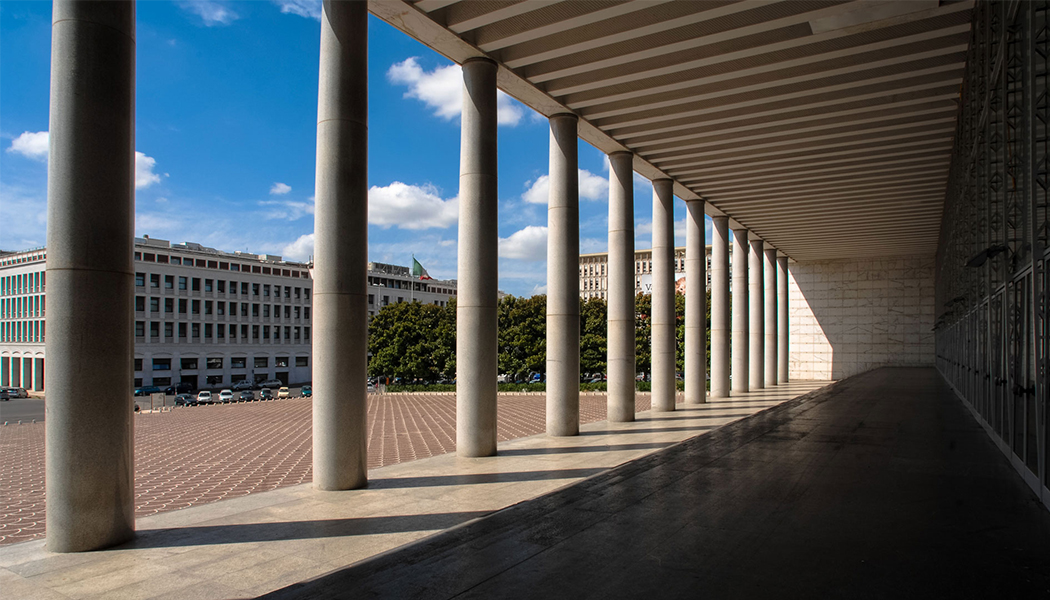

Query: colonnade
[43,0,790,552]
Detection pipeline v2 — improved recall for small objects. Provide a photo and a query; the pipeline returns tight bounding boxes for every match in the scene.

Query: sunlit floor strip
[0,381,829,600]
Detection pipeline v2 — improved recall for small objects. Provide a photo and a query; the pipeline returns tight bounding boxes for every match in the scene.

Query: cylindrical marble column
[651,179,676,412]
[607,152,636,422]
[748,238,764,391]
[710,216,731,398]
[731,228,750,394]
[777,256,790,383]
[546,114,580,436]
[457,58,499,456]
[684,200,707,404]
[46,0,136,552]
[764,248,778,387]
[312,0,368,490]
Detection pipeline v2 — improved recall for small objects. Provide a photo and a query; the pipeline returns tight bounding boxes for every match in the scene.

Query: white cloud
[273,0,321,19]
[135,152,162,190]
[177,1,239,26]
[369,182,458,229]
[282,233,315,261]
[387,57,524,126]
[0,181,47,250]
[499,225,547,261]
[260,197,314,221]
[531,284,548,295]
[270,182,292,195]
[135,212,186,236]
[521,168,609,204]
[7,131,48,161]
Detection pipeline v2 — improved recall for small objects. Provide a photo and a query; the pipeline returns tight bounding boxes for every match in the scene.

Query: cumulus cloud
[270,182,292,195]
[7,131,49,161]
[499,225,547,261]
[282,233,315,261]
[273,0,321,19]
[260,197,314,221]
[521,168,609,204]
[369,182,458,229]
[135,152,163,189]
[388,57,524,126]
[177,1,239,26]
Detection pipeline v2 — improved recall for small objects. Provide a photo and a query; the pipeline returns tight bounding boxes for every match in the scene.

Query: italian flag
[412,257,432,280]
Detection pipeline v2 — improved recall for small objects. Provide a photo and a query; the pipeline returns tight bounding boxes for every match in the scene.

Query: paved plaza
[0,392,652,546]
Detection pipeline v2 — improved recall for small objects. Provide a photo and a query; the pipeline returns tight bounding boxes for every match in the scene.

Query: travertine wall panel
[789,256,935,380]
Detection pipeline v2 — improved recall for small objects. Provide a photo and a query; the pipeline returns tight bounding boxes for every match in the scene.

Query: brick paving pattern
[0,392,661,546]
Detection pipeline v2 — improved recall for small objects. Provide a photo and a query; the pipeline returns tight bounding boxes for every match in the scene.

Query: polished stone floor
[0,381,825,599]
[267,368,1050,600]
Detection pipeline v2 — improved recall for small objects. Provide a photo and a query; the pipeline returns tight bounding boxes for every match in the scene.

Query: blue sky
[1,0,707,297]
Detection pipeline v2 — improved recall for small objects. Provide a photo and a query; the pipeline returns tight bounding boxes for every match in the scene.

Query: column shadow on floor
[578,425,717,436]
[119,511,495,549]
[497,442,672,457]
[368,468,608,489]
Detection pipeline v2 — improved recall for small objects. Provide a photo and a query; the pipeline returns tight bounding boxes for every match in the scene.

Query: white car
[197,390,213,404]
[218,389,234,403]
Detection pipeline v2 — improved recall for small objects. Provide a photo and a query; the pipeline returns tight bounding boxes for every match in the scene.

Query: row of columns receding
[44,1,789,552]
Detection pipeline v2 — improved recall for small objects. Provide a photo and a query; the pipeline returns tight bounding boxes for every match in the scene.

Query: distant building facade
[0,240,458,392]
[579,245,720,300]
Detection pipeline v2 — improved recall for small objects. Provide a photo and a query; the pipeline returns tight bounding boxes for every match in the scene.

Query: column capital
[549,112,579,122]
[462,56,497,67]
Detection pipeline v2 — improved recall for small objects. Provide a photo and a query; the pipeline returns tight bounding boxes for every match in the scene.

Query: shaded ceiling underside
[369,0,973,261]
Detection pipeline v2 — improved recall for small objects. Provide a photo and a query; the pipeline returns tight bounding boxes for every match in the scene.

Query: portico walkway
[270,368,1050,599]
[0,381,824,599]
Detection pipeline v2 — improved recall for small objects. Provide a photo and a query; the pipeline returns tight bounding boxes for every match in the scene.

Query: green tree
[368,300,455,381]
[579,297,607,376]
[635,293,651,378]
[497,294,546,380]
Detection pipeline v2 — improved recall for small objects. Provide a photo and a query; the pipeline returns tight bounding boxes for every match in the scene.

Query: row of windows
[135,355,309,372]
[134,321,310,343]
[367,294,450,308]
[0,272,45,297]
[134,297,310,320]
[134,251,308,279]
[1,320,43,343]
[0,252,45,268]
[0,295,44,319]
[135,273,310,301]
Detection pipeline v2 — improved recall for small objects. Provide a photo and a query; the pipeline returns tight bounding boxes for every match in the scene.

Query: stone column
[312,0,368,490]
[607,152,636,422]
[764,248,778,387]
[651,179,675,412]
[457,58,499,456]
[748,238,764,390]
[546,114,580,436]
[777,256,790,383]
[46,0,135,552]
[731,228,750,394]
[684,200,707,404]
[710,216,731,398]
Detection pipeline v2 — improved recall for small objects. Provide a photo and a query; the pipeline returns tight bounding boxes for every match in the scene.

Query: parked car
[231,380,255,392]
[173,393,194,407]
[134,385,162,397]
[238,390,255,402]
[258,379,283,389]
[164,382,194,395]
[367,381,376,393]
[300,385,312,397]
[0,389,9,401]
[1,386,27,399]
[218,389,235,403]
[196,390,213,404]
[278,387,291,398]
[259,388,274,400]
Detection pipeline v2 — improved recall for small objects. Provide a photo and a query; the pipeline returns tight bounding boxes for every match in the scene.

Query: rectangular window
[150,273,160,288]
[153,377,171,386]
[192,278,201,292]
[253,283,260,296]
[191,323,200,338]
[192,300,200,315]
[241,282,249,295]
[263,284,270,297]
[178,276,187,290]
[135,321,145,337]
[284,306,291,319]
[254,357,268,368]
[152,358,171,371]
[205,301,213,315]
[304,307,311,319]
[252,325,259,339]
[134,358,143,371]
[217,280,225,293]
[276,356,289,368]
[295,306,301,319]
[164,322,173,338]
[295,356,308,367]
[205,279,213,292]
[135,273,145,287]
[150,321,159,338]
[253,303,260,317]
[179,299,187,314]
[263,305,270,318]
[217,324,225,338]
[136,296,146,312]
[241,324,248,339]
[304,327,310,341]
[207,357,222,369]
[263,325,270,339]
[204,323,212,338]
[150,297,159,313]
[165,298,174,313]
[231,357,246,369]
[165,275,174,289]
[295,287,301,299]
[304,289,310,301]
[217,302,225,316]
[368,294,374,305]
[206,375,222,385]
[179,323,187,338]
[171,257,181,265]
[284,286,291,298]
[230,374,246,383]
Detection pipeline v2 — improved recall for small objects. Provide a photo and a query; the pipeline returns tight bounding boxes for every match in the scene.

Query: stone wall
[788,256,935,380]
